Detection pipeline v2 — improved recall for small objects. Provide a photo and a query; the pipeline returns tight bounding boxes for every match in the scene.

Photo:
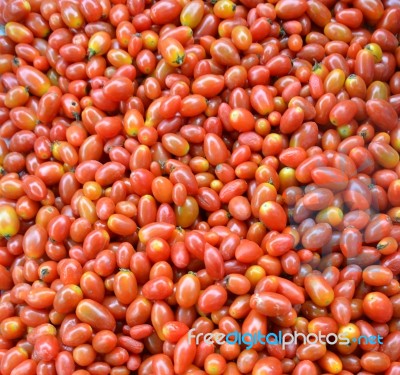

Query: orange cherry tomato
[158,37,186,67]
[16,66,50,96]
[259,201,287,232]
[0,205,20,238]
[304,273,334,307]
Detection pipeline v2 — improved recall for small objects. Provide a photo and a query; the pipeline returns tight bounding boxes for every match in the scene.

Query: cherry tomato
[259,201,287,232]
[158,37,185,67]
[366,98,398,131]
[250,292,292,317]
[0,205,20,238]
[304,273,334,307]
[16,66,50,96]
[175,274,201,308]
[114,269,137,305]
[363,292,393,323]
[76,299,116,331]
[275,0,308,20]
[197,285,228,314]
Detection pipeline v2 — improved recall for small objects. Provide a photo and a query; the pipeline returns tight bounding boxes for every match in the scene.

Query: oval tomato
[0,205,20,238]
[76,299,116,331]
[158,37,185,67]
[16,66,50,96]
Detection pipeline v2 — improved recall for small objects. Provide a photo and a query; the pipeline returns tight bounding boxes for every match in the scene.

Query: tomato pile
[1,0,400,373]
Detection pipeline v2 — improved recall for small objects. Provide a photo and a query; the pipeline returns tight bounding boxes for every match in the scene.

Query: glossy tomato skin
[362,292,393,323]
[173,333,196,374]
[197,285,228,314]
[0,347,29,375]
[340,227,362,258]
[142,276,174,300]
[355,49,375,87]
[16,66,50,97]
[210,38,241,67]
[158,37,185,67]
[111,270,137,306]
[304,273,334,307]
[250,292,292,317]
[366,98,397,130]
[259,201,287,231]
[0,205,20,239]
[311,167,349,192]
